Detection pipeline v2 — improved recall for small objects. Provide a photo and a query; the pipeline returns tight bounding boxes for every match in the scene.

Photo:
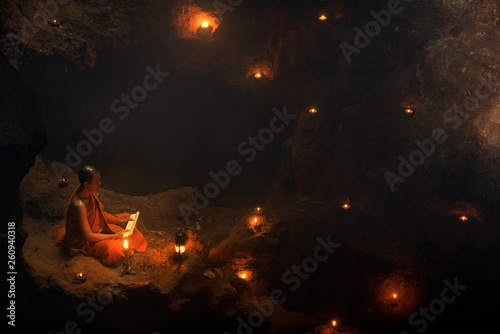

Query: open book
[123,211,140,238]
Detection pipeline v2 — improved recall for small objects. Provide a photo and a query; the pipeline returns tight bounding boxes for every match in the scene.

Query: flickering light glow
[319,15,327,21]
[459,215,468,221]
[175,245,186,254]
[405,108,414,114]
[76,272,86,283]
[237,270,251,280]
[332,320,336,327]
[123,239,129,249]
[254,73,262,79]
[254,207,263,215]
[393,293,397,299]
[309,108,317,114]
[201,21,209,28]
[342,203,350,210]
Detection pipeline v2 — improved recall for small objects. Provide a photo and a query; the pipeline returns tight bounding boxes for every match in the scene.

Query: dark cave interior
[1,0,500,333]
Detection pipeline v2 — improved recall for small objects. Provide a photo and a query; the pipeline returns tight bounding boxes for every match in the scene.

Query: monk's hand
[115,229,130,239]
[118,217,133,227]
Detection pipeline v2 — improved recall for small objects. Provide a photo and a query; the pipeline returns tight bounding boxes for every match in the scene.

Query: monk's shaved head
[79,165,100,185]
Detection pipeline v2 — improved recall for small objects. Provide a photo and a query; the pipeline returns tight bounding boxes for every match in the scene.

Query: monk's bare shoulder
[68,195,86,215]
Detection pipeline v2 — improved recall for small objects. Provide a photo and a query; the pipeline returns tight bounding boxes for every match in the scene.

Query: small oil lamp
[342,197,351,210]
[391,293,398,308]
[49,19,60,27]
[58,178,69,188]
[459,215,468,222]
[309,108,317,114]
[175,230,186,256]
[75,272,86,283]
[254,73,262,79]
[319,15,327,21]
[253,207,263,215]
[237,270,251,280]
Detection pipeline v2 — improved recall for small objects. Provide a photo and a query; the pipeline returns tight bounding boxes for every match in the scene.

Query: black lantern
[175,230,186,255]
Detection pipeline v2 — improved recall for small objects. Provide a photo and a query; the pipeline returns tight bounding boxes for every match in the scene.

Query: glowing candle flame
[405,108,414,114]
[123,240,129,249]
[342,203,350,210]
[254,73,262,79]
[201,21,209,28]
[237,271,250,280]
[309,108,317,114]
[393,293,397,299]
[319,15,327,21]
[459,215,468,222]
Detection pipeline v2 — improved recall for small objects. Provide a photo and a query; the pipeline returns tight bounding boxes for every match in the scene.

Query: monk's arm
[76,203,128,242]
[102,211,132,228]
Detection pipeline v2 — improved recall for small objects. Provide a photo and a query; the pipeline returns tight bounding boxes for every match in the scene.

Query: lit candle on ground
[123,239,130,268]
[254,73,262,79]
[332,320,337,333]
[459,215,468,222]
[319,15,327,21]
[342,203,350,210]
[393,293,397,299]
[201,21,209,28]
[405,108,414,115]
[253,207,263,215]
[309,108,317,114]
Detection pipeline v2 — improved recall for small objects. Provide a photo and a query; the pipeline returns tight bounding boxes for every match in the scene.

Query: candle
[201,21,209,28]
[393,293,397,299]
[342,203,350,210]
[459,215,468,222]
[123,240,130,268]
[76,272,86,283]
[405,108,414,115]
[319,15,327,21]
[309,108,317,114]
[332,320,337,333]
[254,73,262,79]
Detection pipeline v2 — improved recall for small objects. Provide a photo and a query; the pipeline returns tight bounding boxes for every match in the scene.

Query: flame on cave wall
[172,0,220,39]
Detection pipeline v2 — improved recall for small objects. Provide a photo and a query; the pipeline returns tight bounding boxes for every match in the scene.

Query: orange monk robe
[56,188,147,266]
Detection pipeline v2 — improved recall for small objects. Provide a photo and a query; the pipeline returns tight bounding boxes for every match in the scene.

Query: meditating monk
[55,165,147,266]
